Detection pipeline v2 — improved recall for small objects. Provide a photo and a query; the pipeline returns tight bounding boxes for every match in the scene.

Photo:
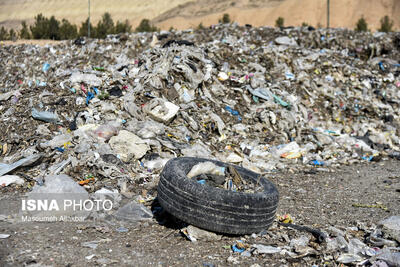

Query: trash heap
[1,24,400,266]
[1,25,400,190]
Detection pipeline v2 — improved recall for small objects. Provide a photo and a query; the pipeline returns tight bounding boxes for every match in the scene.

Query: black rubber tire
[157,157,279,235]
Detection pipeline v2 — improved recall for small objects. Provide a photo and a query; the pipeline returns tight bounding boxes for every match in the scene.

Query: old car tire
[157,157,279,235]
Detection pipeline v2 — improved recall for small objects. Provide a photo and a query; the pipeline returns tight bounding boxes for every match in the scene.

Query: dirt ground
[0,159,399,266]
[1,39,61,46]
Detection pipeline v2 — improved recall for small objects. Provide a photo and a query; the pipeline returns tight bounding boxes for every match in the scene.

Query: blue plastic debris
[232,240,245,253]
[232,245,245,253]
[362,155,374,161]
[42,62,50,73]
[93,87,99,95]
[86,91,95,105]
[225,106,239,116]
[197,179,206,185]
[227,180,236,191]
[325,130,339,136]
[285,72,295,80]
[36,81,47,87]
[309,160,325,166]
[378,62,385,71]
[272,94,290,108]
[225,106,242,121]
[55,147,65,153]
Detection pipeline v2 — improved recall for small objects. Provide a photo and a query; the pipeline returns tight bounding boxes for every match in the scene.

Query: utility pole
[88,0,90,38]
[327,0,330,28]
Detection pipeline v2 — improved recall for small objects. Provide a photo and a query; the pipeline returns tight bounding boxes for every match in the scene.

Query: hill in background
[0,0,399,31]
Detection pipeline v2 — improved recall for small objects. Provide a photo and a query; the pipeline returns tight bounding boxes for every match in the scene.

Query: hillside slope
[0,0,399,31]
[154,0,400,31]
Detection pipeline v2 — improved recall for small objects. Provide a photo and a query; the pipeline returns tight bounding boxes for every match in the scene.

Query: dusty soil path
[1,159,399,266]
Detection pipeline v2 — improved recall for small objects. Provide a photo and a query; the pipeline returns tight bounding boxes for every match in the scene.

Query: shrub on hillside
[355,17,368,32]
[59,19,78,40]
[30,13,50,39]
[7,13,131,40]
[19,21,31,39]
[96,12,114,38]
[379,15,393,32]
[135,19,159,32]
[275,17,284,28]
[29,14,63,40]
[79,18,95,37]
[48,16,60,40]
[219,13,231,24]
[0,26,9,40]
[115,19,131,34]
[8,28,17,41]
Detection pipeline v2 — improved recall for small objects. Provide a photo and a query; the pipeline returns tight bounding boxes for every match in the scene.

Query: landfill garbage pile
[1,24,400,265]
[1,25,400,189]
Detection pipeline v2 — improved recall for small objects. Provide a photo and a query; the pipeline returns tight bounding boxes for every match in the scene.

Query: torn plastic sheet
[0,154,42,177]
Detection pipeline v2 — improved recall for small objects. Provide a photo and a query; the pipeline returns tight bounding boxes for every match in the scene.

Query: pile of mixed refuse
[1,24,400,265]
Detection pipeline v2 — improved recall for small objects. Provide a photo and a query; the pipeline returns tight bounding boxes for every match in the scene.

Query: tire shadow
[151,197,188,230]
[150,197,243,238]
